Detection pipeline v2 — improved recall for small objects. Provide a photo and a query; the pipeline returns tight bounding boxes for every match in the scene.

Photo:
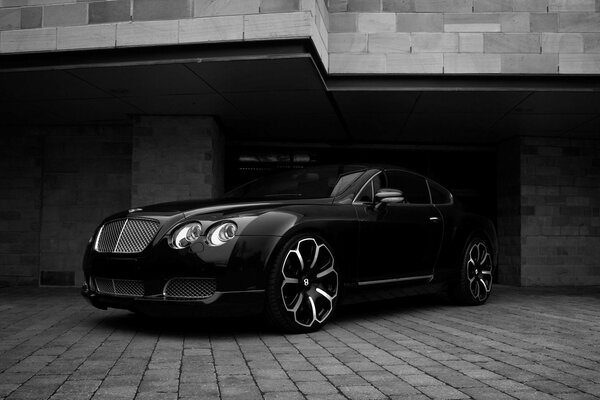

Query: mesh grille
[95,218,160,253]
[164,278,216,299]
[95,278,144,297]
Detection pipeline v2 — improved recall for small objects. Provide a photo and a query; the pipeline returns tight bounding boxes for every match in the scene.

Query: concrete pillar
[132,116,224,206]
[39,126,132,286]
[0,131,42,287]
[519,137,600,286]
[497,136,600,286]
[496,137,522,286]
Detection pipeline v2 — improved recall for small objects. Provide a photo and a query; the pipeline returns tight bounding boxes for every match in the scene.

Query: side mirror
[374,188,405,210]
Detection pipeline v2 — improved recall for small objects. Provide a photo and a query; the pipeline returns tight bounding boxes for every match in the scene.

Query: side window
[428,180,452,204]
[355,173,385,203]
[384,171,430,204]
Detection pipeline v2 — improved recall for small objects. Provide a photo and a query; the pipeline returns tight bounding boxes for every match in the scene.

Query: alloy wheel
[280,238,338,328]
[466,240,493,301]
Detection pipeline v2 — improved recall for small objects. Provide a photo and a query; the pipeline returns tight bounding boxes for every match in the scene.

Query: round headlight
[170,222,202,249]
[207,221,237,246]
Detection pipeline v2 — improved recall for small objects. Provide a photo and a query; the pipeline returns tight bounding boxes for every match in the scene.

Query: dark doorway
[225,143,496,223]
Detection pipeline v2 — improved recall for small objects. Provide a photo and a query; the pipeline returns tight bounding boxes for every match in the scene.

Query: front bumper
[81,285,265,317]
[81,234,281,317]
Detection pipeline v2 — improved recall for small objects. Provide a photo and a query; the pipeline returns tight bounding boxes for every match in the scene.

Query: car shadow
[97,293,450,337]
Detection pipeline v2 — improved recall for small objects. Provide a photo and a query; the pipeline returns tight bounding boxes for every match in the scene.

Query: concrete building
[0,0,598,288]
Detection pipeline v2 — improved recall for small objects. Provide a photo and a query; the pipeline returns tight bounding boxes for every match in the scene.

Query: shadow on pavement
[98,293,449,336]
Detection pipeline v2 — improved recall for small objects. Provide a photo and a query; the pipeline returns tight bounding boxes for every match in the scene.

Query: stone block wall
[0,0,330,66]
[327,0,600,74]
[497,136,600,286]
[0,117,225,287]
[132,116,224,206]
[497,137,521,285]
[39,126,132,286]
[2,0,599,74]
[0,132,42,287]
[520,136,600,285]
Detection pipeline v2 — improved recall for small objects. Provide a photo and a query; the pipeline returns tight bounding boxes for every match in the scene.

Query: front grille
[95,277,144,297]
[164,278,216,299]
[95,218,160,253]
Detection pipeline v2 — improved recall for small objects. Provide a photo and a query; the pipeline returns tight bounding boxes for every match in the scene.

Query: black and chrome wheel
[453,237,493,305]
[265,234,339,333]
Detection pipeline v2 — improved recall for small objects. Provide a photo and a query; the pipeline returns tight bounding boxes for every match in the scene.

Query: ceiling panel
[0,70,109,101]
[402,113,502,143]
[34,98,139,124]
[333,91,419,114]
[223,90,335,117]
[71,64,213,97]
[187,57,323,93]
[513,92,600,114]
[493,113,597,135]
[344,113,410,141]
[412,91,528,114]
[571,116,599,137]
[123,94,242,118]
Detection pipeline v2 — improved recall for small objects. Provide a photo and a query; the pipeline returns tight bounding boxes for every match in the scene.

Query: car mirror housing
[374,188,405,209]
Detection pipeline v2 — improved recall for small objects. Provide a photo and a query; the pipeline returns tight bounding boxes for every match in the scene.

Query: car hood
[108,197,333,221]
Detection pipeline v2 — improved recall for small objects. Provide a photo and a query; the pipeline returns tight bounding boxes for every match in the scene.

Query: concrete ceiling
[1,48,598,145]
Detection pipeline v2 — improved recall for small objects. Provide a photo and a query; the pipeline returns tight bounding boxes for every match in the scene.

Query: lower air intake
[95,278,144,297]
[163,278,216,299]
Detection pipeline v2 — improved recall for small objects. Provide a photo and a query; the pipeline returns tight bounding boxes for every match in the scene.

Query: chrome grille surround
[94,277,144,297]
[95,218,160,253]
[163,278,217,299]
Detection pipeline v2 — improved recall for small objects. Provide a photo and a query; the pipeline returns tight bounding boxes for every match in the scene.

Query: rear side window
[384,171,430,204]
[428,180,452,204]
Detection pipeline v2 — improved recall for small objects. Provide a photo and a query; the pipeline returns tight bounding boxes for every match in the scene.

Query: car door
[355,170,443,282]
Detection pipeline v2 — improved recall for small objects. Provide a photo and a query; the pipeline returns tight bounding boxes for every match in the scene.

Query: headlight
[170,222,202,249]
[206,221,237,246]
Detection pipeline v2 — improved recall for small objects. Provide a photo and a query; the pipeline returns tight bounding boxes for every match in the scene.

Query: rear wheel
[453,236,493,305]
[265,234,339,333]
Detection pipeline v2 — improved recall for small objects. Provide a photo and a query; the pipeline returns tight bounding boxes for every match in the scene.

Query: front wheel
[265,234,339,333]
[452,237,493,305]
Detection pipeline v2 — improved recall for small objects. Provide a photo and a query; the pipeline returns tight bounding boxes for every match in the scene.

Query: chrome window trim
[352,171,382,205]
[427,179,454,206]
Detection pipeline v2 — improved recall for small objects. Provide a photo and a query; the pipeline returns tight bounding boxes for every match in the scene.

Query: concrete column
[132,116,224,207]
[496,137,522,286]
[39,126,132,286]
[497,136,600,286]
[0,131,42,287]
[519,137,600,286]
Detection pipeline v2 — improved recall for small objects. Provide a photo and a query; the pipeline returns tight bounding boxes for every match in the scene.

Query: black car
[82,165,497,333]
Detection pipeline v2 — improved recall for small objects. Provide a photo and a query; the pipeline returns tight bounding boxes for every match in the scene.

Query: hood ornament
[128,208,143,213]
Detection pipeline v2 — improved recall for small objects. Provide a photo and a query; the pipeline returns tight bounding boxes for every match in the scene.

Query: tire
[265,234,340,333]
[452,236,493,306]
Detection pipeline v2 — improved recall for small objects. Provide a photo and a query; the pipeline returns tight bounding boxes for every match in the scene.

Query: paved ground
[0,286,599,400]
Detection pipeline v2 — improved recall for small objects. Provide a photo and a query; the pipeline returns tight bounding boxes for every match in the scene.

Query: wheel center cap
[302,278,310,287]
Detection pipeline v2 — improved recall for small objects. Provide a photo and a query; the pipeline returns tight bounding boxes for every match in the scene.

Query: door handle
[429,216,440,223]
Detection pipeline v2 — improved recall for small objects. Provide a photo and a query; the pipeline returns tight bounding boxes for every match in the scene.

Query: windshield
[224,165,367,200]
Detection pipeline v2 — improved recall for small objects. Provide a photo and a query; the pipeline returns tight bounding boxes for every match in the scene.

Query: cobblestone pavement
[0,286,599,400]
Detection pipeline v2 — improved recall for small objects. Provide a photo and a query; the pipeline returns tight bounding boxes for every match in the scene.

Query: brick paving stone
[338,384,387,399]
[0,286,599,399]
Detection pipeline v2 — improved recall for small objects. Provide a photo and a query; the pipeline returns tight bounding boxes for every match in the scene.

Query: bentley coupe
[82,165,497,332]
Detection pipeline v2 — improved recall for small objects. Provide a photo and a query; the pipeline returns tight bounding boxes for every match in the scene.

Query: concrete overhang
[1,39,599,145]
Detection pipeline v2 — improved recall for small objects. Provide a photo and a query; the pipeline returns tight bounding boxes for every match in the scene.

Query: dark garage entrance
[225,143,496,222]
[1,40,599,287]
